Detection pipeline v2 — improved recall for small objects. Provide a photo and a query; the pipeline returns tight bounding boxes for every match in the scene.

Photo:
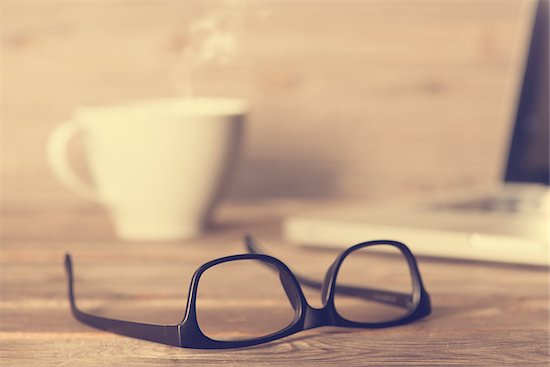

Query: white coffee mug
[47,97,247,241]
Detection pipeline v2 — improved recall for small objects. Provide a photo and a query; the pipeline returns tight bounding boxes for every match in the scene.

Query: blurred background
[0,0,534,237]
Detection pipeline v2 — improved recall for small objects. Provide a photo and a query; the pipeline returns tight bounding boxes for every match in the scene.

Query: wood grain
[0,0,535,208]
[1,202,549,366]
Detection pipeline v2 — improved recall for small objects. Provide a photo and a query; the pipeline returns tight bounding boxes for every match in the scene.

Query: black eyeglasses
[64,236,431,349]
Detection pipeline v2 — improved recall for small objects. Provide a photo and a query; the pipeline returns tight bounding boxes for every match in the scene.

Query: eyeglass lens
[195,259,297,341]
[334,244,414,323]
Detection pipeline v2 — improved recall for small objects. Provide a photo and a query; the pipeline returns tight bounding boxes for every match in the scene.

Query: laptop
[283,0,549,266]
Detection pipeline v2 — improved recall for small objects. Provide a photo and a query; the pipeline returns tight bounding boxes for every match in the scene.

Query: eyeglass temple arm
[64,254,181,347]
[244,235,412,309]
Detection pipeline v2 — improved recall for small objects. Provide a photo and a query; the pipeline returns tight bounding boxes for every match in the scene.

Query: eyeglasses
[64,236,431,349]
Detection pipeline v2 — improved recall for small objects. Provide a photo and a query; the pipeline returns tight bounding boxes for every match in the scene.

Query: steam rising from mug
[171,7,242,98]
[170,2,269,97]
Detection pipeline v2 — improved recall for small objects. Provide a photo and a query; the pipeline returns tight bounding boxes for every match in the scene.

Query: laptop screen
[504,0,549,185]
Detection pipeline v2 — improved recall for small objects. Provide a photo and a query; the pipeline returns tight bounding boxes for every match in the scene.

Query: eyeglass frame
[64,237,431,349]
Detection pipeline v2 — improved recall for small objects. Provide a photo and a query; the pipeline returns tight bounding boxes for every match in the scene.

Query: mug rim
[75,97,248,120]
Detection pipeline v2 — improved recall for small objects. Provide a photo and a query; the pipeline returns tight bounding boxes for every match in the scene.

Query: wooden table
[1,202,548,366]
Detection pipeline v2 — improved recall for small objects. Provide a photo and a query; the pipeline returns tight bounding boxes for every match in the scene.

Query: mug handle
[46,121,101,201]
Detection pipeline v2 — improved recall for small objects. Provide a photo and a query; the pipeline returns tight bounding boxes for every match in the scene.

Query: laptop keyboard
[431,192,549,214]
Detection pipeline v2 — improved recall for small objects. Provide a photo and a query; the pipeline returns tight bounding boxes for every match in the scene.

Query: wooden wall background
[0,0,535,213]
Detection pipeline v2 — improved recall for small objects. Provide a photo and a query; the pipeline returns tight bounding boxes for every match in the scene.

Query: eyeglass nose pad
[279,272,301,311]
[321,261,337,304]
